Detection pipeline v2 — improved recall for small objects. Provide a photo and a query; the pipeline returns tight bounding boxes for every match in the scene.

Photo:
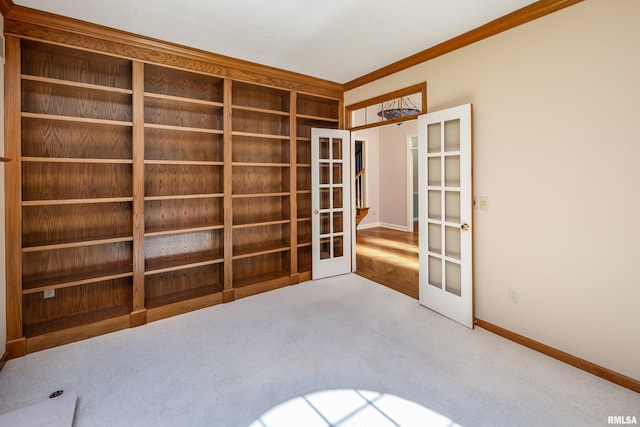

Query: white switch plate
[479,196,489,211]
[44,289,55,299]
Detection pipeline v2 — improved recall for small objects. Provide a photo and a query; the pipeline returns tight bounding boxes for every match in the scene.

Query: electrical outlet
[44,289,55,299]
[508,287,519,304]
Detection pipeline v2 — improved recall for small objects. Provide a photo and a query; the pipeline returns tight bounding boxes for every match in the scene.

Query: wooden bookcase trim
[25,311,132,353]
[146,292,223,323]
[4,6,343,99]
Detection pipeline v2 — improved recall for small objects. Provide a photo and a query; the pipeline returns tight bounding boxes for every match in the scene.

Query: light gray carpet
[0,274,638,426]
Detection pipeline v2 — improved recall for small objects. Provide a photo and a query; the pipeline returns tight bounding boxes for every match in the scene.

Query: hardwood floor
[355,224,419,299]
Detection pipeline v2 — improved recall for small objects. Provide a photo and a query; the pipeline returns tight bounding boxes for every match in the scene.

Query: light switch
[479,196,489,211]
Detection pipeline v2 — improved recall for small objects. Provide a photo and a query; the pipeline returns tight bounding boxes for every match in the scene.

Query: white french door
[418,104,474,329]
[311,129,352,280]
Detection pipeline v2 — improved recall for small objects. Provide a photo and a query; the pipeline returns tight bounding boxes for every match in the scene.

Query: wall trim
[475,319,640,393]
[0,0,13,16]
[344,0,584,90]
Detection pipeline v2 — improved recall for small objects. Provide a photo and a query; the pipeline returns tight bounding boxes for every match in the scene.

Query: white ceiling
[13,0,538,83]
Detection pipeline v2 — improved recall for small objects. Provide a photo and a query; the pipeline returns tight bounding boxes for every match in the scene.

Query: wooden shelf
[144,193,223,201]
[22,157,133,164]
[24,306,132,338]
[232,162,289,167]
[22,74,133,95]
[296,113,339,122]
[233,219,290,229]
[145,159,224,166]
[144,123,223,135]
[232,105,290,116]
[232,131,289,140]
[145,252,224,275]
[145,92,223,108]
[22,197,134,206]
[22,266,133,294]
[21,112,133,127]
[232,192,289,199]
[22,234,133,252]
[232,241,290,260]
[145,285,223,310]
[233,270,290,289]
[145,223,223,237]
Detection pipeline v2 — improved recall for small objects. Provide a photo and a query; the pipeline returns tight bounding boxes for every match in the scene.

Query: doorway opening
[352,121,419,299]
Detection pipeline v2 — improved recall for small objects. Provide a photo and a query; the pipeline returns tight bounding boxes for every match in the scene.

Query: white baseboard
[379,222,411,232]
[357,222,410,232]
[356,221,381,230]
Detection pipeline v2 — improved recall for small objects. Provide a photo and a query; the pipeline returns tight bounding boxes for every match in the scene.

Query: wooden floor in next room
[355,224,419,299]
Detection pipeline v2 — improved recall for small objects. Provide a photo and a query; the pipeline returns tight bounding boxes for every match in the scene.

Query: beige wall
[355,121,418,230]
[345,0,640,381]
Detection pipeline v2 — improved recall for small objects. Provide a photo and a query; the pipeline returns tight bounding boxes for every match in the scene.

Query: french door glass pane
[332,138,343,160]
[333,211,343,233]
[445,261,461,296]
[444,156,460,187]
[445,226,461,260]
[428,190,441,220]
[428,223,441,253]
[320,164,330,185]
[332,163,343,184]
[444,191,460,223]
[444,119,460,152]
[428,157,441,186]
[319,137,330,160]
[428,123,441,153]
[429,256,442,289]
[320,213,330,235]
[332,187,343,209]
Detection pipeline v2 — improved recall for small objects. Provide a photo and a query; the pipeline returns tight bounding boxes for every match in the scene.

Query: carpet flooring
[0,274,638,426]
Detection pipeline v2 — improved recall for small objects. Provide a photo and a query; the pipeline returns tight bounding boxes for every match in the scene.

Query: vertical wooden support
[222,79,234,302]
[130,61,147,326]
[289,92,299,284]
[4,36,26,357]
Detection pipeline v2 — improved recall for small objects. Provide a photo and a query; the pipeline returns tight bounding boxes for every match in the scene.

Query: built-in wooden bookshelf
[3,11,342,357]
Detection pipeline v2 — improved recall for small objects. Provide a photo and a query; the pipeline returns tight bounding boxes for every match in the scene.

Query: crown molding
[344,0,584,91]
[0,0,13,16]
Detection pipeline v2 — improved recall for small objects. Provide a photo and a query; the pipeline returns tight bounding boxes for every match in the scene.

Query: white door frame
[406,134,418,233]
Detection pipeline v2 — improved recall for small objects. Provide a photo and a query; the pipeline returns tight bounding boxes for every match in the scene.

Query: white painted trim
[379,222,411,232]
[351,133,356,272]
[357,221,381,230]
[406,133,418,233]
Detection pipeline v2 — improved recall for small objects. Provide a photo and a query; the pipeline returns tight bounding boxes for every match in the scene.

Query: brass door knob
[461,223,470,231]
[313,209,319,215]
